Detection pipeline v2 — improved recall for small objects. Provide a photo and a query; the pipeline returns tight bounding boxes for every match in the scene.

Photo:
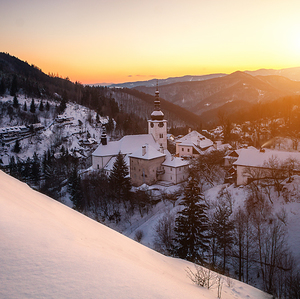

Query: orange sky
[1,0,300,84]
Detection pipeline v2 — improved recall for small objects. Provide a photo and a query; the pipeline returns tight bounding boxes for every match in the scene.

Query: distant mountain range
[111,68,300,125]
[108,67,300,89]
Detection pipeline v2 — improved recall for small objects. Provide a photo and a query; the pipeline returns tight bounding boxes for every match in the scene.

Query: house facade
[175,130,215,158]
[233,147,300,185]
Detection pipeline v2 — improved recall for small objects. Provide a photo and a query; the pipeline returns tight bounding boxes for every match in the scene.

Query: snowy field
[0,170,271,299]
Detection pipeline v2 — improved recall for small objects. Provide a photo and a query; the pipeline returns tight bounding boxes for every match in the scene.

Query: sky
[1,0,300,84]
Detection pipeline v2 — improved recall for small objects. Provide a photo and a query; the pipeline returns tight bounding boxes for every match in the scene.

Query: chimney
[142,145,147,156]
[101,125,107,146]
[159,144,164,153]
[188,128,192,133]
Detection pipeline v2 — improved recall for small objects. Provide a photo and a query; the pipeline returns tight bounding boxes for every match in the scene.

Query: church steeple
[148,80,167,150]
[151,80,164,121]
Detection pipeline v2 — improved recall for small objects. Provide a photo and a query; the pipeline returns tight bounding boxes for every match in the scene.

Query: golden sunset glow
[1,0,300,84]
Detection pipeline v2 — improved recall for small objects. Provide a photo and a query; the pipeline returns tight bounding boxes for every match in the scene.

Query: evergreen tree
[39,100,44,111]
[9,156,17,177]
[31,152,40,184]
[13,95,19,108]
[212,188,234,273]
[68,167,84,212]
[13,139,21,153]
[0,77,6,95]
[30,98,36,113]
[10,75,18,96]
[45,101,50,111]
[24,101,27,111]
[173,174,209,263]
[109,151,131,203]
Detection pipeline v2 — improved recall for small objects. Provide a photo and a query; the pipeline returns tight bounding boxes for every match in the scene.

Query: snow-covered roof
[233,148,300,168]
[92,134,159,157]
[129,144,165,160]
[162,156,189,168]
[151,110,164,117]
[176,130,214,150]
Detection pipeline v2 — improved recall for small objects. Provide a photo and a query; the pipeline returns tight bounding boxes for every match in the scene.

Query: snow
[176,130,214,150]
[0,170,271,299]
[0,95,105,162]
[129,143,165,160]
[92,134,159,157]
[234,147,300,168]
[162,155,189,167]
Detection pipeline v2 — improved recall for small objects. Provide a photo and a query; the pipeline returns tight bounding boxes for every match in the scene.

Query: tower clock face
[150,122,154,128]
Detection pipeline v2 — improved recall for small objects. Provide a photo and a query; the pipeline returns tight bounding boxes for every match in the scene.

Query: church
[91,85,189,186]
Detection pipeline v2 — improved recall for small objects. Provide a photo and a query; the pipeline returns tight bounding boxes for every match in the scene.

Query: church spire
[151,79,164,120]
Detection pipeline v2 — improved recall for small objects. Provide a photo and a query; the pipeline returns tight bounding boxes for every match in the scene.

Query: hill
[0,170,271,299]
[0,52,202,130]
[108,73,226,89]
[133,71,300,125]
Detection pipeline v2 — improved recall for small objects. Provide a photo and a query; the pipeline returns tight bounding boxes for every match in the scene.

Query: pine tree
[68,167,84,212]
[9,156,17,177]
[0,77,6,95]
[173,174,209,263]
[13,139,21,153]
[24,101,27,111]
[13,95,19,108]
[30,98,36,113]
[45,101,50,111]
[10,75,18,96]
[109,151,131,203]
[31,152,40,184]
[39,100,44,111]
[212,188,234,273]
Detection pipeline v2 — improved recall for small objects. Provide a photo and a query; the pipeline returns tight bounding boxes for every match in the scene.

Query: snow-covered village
[1,51,300,299]
[2,0,300,295]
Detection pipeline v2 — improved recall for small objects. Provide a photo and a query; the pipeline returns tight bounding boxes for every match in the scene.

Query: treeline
[119,88,203,128]
[223,95,300,127]
[0,53,147,135]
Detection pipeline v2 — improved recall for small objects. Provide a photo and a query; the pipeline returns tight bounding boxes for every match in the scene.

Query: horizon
[2,0,300,84]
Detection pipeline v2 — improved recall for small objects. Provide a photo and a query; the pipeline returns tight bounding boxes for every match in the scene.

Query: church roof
[92,134,159,157]
[129,144,165,160]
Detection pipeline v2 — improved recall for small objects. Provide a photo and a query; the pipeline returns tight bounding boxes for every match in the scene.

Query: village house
[175,130,215,158]
[92,85,189,186]
[233,147,300,185]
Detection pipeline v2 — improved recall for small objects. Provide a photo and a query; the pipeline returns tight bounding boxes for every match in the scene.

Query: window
[97,164,99,169]
[159,133,163,138]
[158,122,164,127]
[187,148,190,152]
[182,148,184,151]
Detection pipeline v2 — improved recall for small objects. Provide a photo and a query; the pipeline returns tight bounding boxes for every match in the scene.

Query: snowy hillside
[0,95,107,164]
[0,170,271,299]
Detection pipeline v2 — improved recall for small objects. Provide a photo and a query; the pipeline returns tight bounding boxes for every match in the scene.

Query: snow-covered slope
[0,171,271,299]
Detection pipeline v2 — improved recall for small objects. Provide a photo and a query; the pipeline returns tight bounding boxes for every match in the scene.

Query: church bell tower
[148,81,167,150]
